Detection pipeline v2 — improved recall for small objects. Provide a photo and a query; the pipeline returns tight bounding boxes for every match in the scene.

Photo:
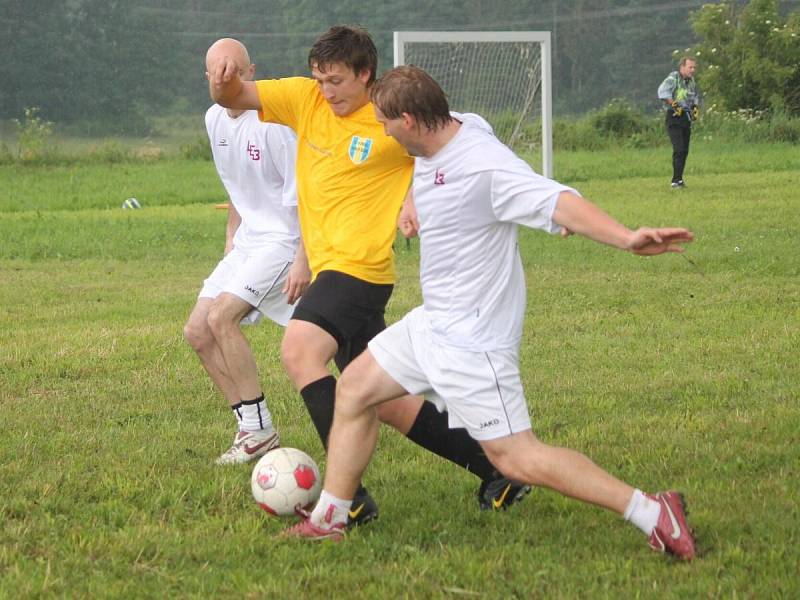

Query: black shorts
[291,270,394,371]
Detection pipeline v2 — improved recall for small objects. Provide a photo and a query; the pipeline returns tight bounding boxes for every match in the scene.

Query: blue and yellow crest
[348,136,373,165]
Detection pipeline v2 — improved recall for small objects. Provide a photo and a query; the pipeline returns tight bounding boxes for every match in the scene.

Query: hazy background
[1,0,795,137]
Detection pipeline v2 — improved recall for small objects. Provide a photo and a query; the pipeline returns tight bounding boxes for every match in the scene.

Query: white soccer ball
[122,197,141,209]
[251,447,322,516]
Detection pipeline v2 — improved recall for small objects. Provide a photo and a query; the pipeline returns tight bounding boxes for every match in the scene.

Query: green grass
[1,141,799,598]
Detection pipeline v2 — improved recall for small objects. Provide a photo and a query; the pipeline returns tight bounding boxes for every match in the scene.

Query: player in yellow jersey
[207,28,529,525]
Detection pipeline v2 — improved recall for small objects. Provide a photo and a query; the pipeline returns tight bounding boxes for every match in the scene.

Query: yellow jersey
[256,77,414,284]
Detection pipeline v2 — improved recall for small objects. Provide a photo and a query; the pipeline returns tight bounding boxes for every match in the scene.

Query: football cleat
[477,475,532,511]
[647,491,696,560]
[215,429,279,465]
[346,486,379,529]
[283,517,345,542]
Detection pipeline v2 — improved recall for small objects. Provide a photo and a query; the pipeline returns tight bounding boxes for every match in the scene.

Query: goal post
[393,31,553,178]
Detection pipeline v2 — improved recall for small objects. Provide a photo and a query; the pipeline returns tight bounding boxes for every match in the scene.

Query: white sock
[624,489,661,535]
[310,490,352,529]
[239,395,274,433]
[231,402,244,429]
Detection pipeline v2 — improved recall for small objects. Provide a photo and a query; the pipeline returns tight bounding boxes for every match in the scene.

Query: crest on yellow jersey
[348,136,373,165]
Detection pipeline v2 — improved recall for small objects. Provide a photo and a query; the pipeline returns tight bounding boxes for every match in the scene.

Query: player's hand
[283,259,311,304]
[671,101,684,118]
[398,194,420,238]
[691,105,699,120]
[206,55,241,87]
[626,227,694,256]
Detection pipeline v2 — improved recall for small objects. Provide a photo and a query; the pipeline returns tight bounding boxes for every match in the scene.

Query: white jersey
[414,112,577,351]
[205,104,300,254]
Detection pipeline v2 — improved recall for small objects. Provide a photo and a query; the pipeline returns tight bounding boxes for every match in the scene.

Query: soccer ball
[122,197,141,209]
[251,447,322,516]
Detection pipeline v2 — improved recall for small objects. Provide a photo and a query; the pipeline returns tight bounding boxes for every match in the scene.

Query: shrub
[180,135,212,160]
[689,0,800,115]
[13,107,55,161]
[0,142,12,165]
[589,99,648,137]
[553,100,662,151]
[691,105,800,144]
[768,110,800,142]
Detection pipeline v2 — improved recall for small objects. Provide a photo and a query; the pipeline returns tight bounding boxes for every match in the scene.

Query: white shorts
[198,243,295,326]
[368,307,532,441]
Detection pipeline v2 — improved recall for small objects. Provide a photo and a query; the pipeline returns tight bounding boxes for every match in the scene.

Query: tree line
[1,0,797,134]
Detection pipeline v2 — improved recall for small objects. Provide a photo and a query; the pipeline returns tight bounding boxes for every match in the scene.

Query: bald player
[184,39,310,465]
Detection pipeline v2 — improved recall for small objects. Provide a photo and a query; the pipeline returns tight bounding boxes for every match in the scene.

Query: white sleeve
[267,125,298,208]
[489,159,576,234]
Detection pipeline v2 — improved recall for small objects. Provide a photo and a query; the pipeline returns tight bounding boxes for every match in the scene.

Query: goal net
[393,31,552,177]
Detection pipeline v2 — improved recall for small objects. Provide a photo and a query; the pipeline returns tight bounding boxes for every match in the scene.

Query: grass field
[1,140,798,598]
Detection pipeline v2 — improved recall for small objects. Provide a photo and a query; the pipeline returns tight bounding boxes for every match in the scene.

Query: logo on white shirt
[434,168,445,185]
[218,139,228,146]
[247,141,261,161]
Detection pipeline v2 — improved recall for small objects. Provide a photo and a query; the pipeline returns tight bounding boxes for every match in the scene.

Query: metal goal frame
[393,31,553,177]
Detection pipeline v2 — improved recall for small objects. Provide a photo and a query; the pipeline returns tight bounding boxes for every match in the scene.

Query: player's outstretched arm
[553,191,693,256]
[206,55,260,110]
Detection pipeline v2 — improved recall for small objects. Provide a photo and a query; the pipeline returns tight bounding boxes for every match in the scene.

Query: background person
[184,39,310,465]
[206,27,530,525]
[658,56,701,188]
[286,66,698,563]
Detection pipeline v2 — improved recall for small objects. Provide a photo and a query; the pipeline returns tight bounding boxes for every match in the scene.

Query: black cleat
[477,476,531,511]
[346,486,379,529]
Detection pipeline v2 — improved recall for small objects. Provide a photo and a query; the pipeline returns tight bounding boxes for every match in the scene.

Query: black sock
[405,401,496,481]
[300,375,368,498]
[300,375,337,450]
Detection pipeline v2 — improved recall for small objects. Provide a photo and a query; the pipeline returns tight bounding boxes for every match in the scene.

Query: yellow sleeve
[256,77,316,131]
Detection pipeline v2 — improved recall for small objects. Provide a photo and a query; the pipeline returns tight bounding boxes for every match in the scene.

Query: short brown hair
[370,66,451,131]
[679,56,697,67]
[308,25,378,84]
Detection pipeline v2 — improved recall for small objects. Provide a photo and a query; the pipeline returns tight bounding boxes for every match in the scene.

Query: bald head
[206,38,254,81]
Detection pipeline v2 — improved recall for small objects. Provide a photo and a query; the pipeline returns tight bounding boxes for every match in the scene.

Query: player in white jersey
[184,39,310,466]
[286,66,698,561]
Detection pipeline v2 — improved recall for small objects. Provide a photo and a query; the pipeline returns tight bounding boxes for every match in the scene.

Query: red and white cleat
[215,429,279,465]
[647,491,696,560]
[282,517,345,542]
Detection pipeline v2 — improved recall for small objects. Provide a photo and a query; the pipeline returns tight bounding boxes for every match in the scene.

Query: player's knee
[280,335,306,381]
[183,320,210,351]
[206,303,232,337]
[335,370,371,416]
[280,336,298,368]
[484,441,547,486]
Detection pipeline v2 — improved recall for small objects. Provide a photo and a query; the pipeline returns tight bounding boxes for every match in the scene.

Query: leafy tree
[690,0,800,114]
